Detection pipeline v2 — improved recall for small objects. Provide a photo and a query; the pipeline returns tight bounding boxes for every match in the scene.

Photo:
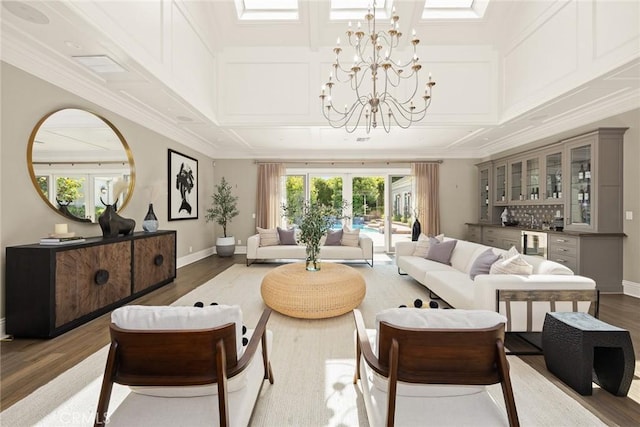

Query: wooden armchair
[95,307,273,427]
[353,308,519,427]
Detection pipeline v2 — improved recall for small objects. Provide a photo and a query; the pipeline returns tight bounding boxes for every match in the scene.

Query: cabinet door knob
[94,269,109,285]
[154,254,164,266]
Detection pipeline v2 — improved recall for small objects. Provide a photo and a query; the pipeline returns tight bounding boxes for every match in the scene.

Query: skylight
[235,0,298,21]
[422,0,489,20]
[426,0,474,8]
[330,0,392,21]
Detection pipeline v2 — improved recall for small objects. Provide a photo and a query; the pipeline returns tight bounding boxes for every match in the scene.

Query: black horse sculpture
[98,198,135,238]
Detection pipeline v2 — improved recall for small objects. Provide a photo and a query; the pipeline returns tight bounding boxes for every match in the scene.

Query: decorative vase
[411,218,421,241]
[142,203,159,232]
[305,241,321,271]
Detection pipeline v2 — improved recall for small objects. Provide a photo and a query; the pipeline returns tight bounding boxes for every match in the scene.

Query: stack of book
[39,236,86,245]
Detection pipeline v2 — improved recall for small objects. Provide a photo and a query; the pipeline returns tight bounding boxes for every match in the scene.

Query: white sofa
[396,238,597,332]
[246,233,374,266]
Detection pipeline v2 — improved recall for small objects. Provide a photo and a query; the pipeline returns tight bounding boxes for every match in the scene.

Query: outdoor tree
[56,177,84,204]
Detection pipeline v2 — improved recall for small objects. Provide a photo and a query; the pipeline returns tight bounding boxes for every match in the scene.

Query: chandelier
[319,4,435,133]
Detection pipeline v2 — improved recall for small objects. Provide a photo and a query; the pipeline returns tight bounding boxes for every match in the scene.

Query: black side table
[542,312,635,396]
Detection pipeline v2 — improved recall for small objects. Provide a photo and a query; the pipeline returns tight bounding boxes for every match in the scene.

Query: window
[330,0,393,20]
[235,0,298,20]
[422,0,489,20]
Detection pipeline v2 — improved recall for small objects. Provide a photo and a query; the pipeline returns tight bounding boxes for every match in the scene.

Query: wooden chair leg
[94,342,118,427]
[354,332,362,384]
[216,340,229,427]
[496,339,520,427]
[261,330,274,384]
[386,339,399,427]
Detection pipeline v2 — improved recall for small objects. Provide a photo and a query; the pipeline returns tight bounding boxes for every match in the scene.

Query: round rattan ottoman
[260,262,366,319]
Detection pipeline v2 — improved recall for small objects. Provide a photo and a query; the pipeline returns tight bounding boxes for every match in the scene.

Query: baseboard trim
[622,280,640,299]
[177,247,215,268]
[177,245,247,268]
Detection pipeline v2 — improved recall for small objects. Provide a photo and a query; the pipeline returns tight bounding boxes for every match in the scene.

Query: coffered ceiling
[1,0,639,160]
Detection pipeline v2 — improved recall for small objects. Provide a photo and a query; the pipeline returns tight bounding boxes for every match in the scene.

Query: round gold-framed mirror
[27,108,136,223]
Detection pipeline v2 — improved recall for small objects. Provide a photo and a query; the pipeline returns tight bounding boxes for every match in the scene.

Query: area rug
[1,263,606,426]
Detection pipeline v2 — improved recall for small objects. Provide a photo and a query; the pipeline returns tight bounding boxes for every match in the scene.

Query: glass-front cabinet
[509,160,523,203]
[494,162,507,205]
[525,157,540,201]
[544,150,563,202]
[563,128,625,232]
[478,164,490,222]
[567,141,593,228]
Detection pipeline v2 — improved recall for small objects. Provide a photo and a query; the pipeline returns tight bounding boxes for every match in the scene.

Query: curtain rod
[254,159,443,165]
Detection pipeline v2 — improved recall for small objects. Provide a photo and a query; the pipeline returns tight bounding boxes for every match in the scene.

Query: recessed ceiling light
[3,1,49,24]
[72,55,126,74]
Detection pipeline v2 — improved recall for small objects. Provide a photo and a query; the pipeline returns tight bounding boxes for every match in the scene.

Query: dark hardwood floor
[2,254,639,426]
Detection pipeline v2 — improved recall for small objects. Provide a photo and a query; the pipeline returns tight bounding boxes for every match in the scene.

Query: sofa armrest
[247,234,260,260]
[395,241,416,258]
[358,235,373,260]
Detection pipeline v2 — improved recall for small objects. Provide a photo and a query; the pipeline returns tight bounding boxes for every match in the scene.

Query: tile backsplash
[500,205,564,228]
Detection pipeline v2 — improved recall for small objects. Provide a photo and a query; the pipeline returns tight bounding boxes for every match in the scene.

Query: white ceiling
[1,0,639,161]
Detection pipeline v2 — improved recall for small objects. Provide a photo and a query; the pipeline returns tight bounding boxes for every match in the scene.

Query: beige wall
[623,112,640,283]
[211,159,258,247]
[438,159,478,239]
[0,62,216,320]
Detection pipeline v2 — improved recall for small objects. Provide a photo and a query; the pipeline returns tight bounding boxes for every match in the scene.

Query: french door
[285,167,412,253]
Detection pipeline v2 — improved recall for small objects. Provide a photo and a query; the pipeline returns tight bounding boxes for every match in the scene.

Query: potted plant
[205,177,239,257]
[282,200,348,271]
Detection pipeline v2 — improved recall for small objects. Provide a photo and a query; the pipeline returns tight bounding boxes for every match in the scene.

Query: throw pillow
[412,233,444,257]
[490,247,534,275]
[468,248,500,280]
[257,227,279,247]
[277,227,297,245]
[341,227,360,247]
[412,234,430,257]
[425,238,457,265]
[325,229,343,246]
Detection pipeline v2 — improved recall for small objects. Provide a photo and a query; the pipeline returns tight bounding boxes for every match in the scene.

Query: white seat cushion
[375,308,507,343]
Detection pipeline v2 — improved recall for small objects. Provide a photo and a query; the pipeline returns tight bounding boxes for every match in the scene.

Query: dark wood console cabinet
[5,230,176,338]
